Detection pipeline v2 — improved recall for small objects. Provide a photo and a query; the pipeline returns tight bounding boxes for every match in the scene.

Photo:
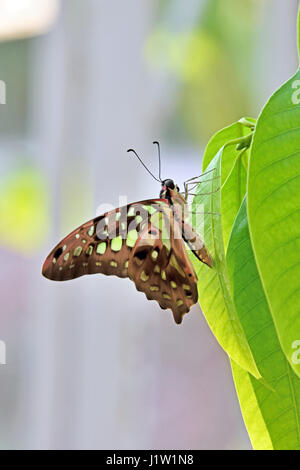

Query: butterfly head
[160,179,180,199]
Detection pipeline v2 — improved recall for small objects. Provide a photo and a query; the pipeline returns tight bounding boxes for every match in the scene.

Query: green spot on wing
[74,246,82,257]
[126,229,138,247]
[96,242,106,255]
[143,204,156,215]
[128,207,136,217]
[135,215,143,224]
[111,236,123,252]
[86,245,93,256]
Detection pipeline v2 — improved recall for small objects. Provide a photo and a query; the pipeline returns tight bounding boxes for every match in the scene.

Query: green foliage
[191,147,260,379]
[0,166,50,254]
[191,13,300,449]
[229,201,300,450]
[248,69,300,378]
[146,0,260,143]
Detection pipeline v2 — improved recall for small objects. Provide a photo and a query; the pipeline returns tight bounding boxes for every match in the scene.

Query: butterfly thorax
[159,179,180,202]
[159,180,188,224]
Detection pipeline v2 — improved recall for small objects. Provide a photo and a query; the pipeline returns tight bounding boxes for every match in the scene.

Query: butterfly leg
[183,168,219,200]
[184,168,216,184]
[183,179,221,200]
[184,176,221,194]
[188,210,221,216]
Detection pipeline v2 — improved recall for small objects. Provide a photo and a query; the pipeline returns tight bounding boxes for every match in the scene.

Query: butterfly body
[42,179,212,324]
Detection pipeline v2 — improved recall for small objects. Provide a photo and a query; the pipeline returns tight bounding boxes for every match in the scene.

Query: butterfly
[42,143,213,324]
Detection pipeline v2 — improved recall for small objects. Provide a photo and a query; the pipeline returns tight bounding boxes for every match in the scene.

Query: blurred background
[0,0,298,450]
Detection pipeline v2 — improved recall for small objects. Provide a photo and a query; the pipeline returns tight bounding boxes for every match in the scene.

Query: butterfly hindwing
[128,204,198,323]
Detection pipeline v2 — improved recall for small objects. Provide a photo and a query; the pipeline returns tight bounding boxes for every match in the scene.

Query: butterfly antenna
[153,141,162,182]
[127,148,161,183]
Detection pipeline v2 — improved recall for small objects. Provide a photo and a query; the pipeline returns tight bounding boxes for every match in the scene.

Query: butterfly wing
[128,204,198,324]
[42,199,168,281]
[42,198,204,323]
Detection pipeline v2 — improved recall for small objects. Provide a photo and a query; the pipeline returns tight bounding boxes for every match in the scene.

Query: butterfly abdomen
[168,189,213,268]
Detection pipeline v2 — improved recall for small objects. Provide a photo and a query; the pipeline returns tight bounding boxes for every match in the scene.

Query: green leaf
[298,4,300,63]
[191,149,260,378]
[221,149,247,250]
[202,117,254,172]
[231,361,274,450]
[227,198,282,382]
[199,119,252,251]
[232,359,300,450]
[248,68,300,376]
[227,198,300,449]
